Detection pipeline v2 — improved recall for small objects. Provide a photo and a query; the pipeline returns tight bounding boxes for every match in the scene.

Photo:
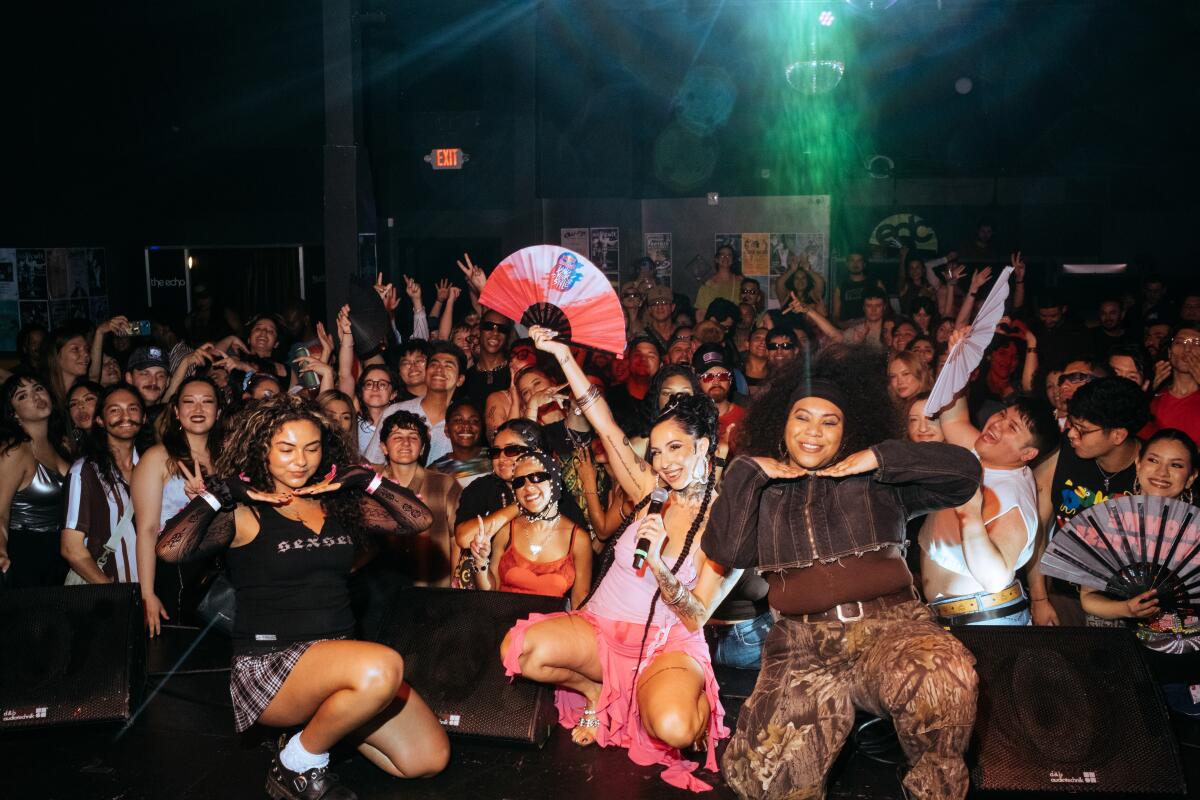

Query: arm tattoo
[649,560,707,627]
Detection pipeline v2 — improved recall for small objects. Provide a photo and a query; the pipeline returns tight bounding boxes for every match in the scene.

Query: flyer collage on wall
[559,227,826,305]
[0,248,108,351]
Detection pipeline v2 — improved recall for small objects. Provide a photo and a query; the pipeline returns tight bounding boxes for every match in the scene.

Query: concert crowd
[1,223,1197,800]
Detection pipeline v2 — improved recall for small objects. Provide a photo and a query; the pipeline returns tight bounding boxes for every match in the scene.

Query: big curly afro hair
[737,344,899,459]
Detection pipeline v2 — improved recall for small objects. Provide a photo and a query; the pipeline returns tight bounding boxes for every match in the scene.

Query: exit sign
[424,148,468,170]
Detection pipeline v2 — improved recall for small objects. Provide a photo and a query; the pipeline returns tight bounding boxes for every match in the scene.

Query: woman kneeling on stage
[707,347,983,800]
[157,394,449,800]
[501,326,741,792]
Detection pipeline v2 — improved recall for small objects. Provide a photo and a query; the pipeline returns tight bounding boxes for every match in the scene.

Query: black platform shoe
[265,746,357,800]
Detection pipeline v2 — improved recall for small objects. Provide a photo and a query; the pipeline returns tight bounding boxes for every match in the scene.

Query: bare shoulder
[232,504,262,545]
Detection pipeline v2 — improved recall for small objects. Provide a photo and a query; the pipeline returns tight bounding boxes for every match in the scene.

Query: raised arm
[437,286,460,342]
[404,276,430,341]
[1010,252,1026,310]
[530,326,656,500]
[297,465,433,535]
[335,304,357,398]
[88,316,128,382]
[785,294,843,343]
[955,267,992,328]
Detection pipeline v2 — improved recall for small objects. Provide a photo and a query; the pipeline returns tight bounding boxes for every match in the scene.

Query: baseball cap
[692,344,728,373]
[127,346,169,372]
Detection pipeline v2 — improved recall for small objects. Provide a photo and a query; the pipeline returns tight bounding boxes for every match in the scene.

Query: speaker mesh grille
[0,585,142,729]
[377,588,562,745]
[952,626,1185,794]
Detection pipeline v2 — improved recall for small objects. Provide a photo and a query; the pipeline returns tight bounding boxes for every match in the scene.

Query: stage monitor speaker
[376,587,561,746]
[0,584,144,730]
[952,626,1186,795]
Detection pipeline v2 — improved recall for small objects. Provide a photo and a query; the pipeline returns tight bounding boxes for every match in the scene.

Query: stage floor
[3,625,1197,800]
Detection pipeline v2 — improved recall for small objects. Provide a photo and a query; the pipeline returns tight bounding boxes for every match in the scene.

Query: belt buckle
[836,601,864,623]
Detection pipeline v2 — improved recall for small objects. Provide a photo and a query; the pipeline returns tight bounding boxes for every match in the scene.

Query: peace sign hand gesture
[456,253,487,293]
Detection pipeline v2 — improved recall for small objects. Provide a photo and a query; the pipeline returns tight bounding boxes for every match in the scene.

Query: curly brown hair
[216,393,366,540]
[737,344,899,459]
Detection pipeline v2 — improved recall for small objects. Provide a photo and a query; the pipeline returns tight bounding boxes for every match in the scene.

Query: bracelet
[576,384,603,412]
[475,562,489,573]
[365,473,384,495]
[1014,280,1024,284]
[1030,595,1048,602]
[200,492,223,512]
[712,456,727,468]
[662,579,690,606]
[1026,347,1038,353]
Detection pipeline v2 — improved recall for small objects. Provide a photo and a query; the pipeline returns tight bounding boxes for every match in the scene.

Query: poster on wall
[0,249,17,301]
[560,227,589,255]
[741,233,770,277]
[89,296,110,322]
[19,300,49,329]
[50,300,72,330]
[87,248,106,295]
[644,233,672,287]
[770,233,828,285]
[589,227,620,282]
[68,249,91,298]
[47,248,71,299]
[0,301,18,350]
[16,249,47,300]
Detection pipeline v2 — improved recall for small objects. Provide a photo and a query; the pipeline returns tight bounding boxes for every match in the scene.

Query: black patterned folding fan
[1040,495,1200,611]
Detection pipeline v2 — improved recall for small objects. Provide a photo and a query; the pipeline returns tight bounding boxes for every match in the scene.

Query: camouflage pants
[722,600,978,800]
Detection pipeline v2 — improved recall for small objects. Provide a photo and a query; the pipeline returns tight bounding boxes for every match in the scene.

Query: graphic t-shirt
[1049,444,1137,536]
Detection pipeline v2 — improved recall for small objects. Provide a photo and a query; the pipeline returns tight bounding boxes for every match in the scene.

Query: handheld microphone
[633,488,670,573]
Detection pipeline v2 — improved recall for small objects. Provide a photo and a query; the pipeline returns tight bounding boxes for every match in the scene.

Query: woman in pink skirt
[500,327,744,792]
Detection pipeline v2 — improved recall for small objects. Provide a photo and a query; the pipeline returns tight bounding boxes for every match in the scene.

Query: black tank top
[225,505,356,655]
[840,281,867,320]
[1049,444,1137,537]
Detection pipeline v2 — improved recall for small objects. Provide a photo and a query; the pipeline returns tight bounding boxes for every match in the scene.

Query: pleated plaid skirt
[229,639,339,732]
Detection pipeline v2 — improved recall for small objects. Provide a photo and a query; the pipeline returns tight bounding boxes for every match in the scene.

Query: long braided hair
[582,393,719,718]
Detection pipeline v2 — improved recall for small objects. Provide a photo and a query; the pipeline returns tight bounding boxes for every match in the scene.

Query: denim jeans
[706,611,774,669]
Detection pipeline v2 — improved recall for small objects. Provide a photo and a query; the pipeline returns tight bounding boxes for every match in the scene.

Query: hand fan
[479,246,626,355]
[1040,495,1200,611]
[347,277,392,358]
[925,266,1013,415]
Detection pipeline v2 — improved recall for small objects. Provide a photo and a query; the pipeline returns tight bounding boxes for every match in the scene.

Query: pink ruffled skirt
[503,609,729,792]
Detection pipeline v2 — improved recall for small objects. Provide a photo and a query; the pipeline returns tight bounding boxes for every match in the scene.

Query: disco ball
[785,60,845,95]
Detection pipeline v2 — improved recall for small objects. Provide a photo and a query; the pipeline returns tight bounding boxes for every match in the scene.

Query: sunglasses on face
[700,371,732,384]
[488,444,530,459]
[766,341,795,351]
[511,471,551,490]
[1172,336,1200,348]
[480,321,512,334]
[649,299,672,307]
[1057,371,1094,386]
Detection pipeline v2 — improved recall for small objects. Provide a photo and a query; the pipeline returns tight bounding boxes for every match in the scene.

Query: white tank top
[920,454,1039,579]
[160,474,191,529]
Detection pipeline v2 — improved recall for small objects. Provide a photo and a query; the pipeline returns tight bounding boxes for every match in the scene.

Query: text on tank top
[224,505,356,654]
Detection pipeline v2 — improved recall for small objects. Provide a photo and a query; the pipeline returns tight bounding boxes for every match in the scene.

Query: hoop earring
[691,456,709,485]
[777,439,790,463]
[1185,487,1195,505]
[1133,476,1142,495]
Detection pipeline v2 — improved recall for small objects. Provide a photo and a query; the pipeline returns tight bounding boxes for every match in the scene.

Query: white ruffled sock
[279,732,330,773]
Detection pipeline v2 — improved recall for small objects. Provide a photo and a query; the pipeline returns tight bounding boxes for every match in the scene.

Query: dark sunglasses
[488,444,530,458]
[766,341,796,351]
[1057,371,1095,386]
[700,371,732,383]
[511,471,551,490]
[480,321,512,334]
